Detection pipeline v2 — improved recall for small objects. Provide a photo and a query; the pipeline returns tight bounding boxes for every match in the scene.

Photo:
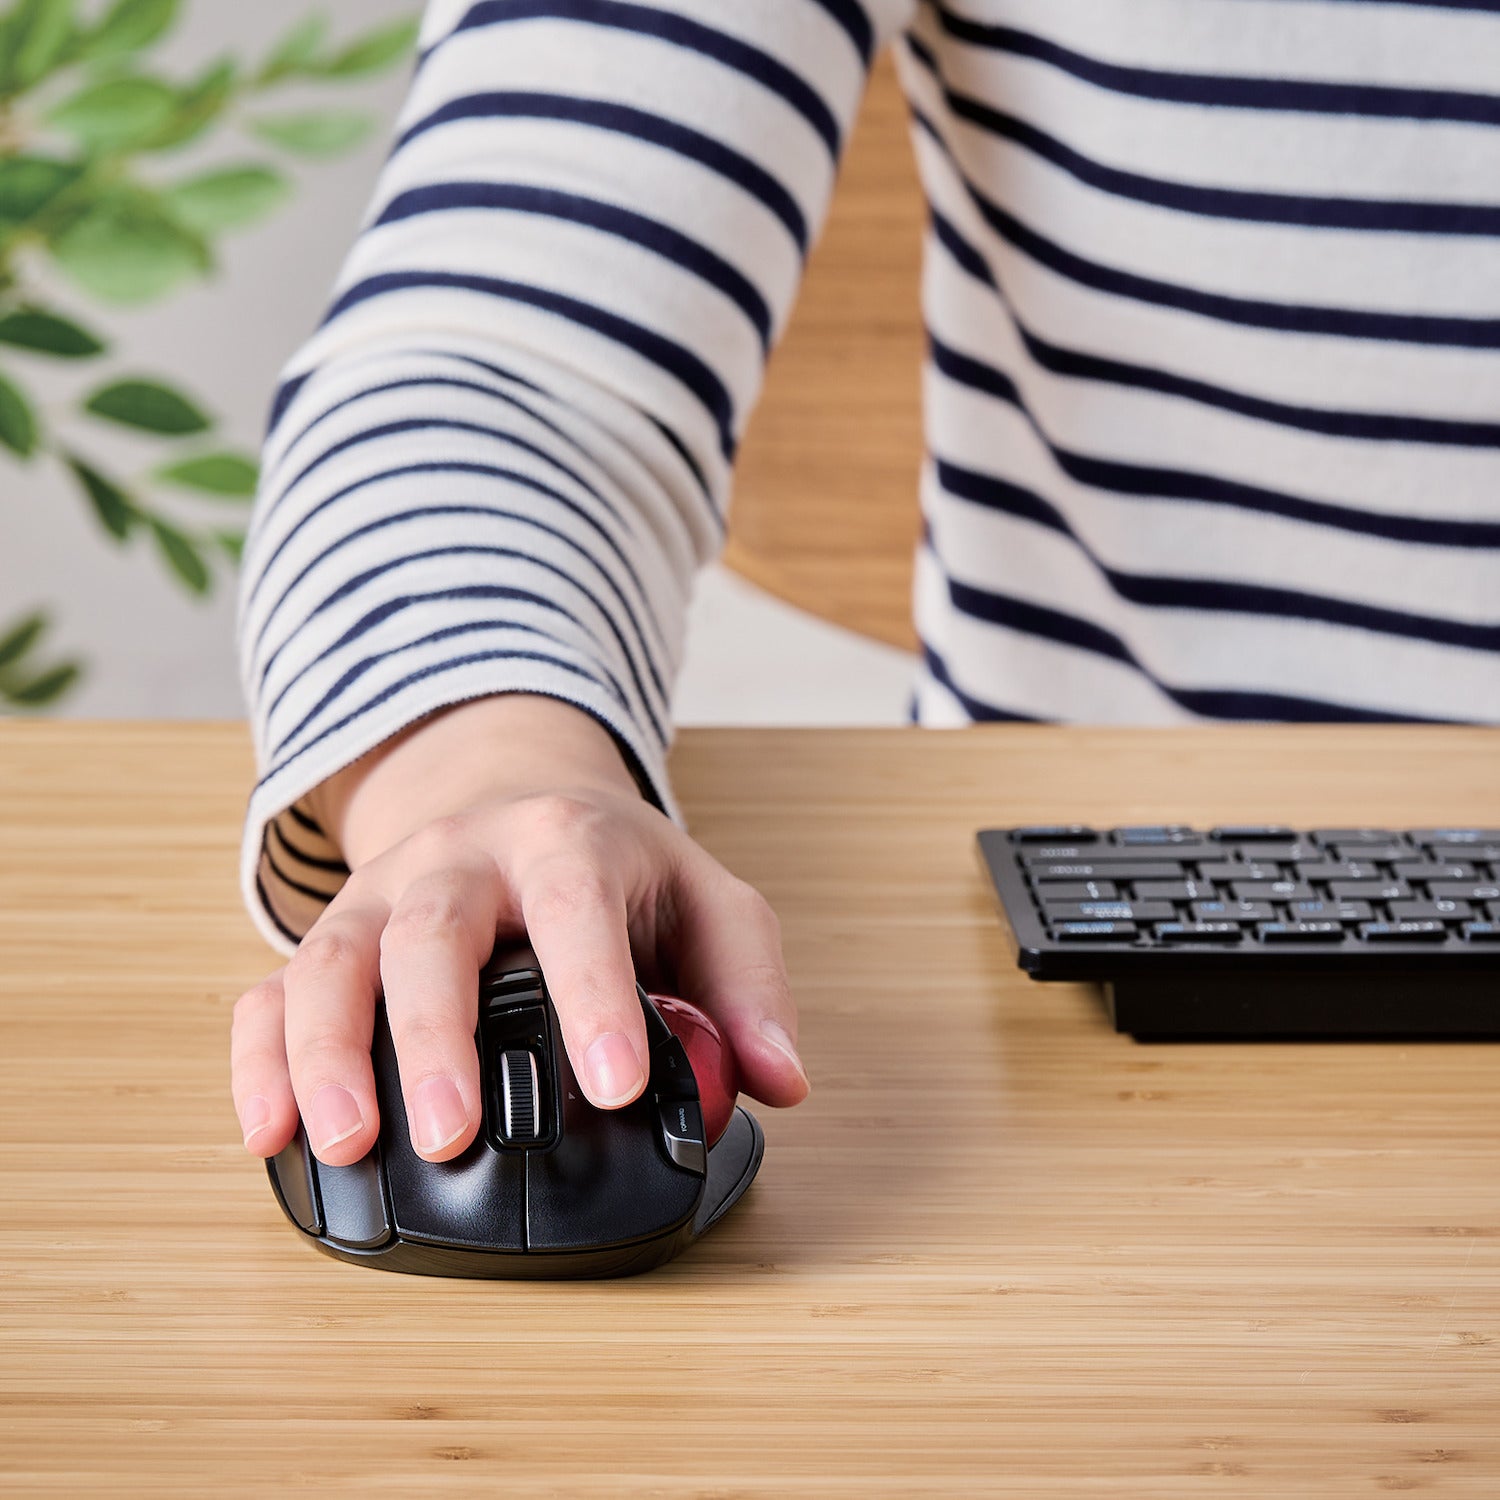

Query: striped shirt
[239,0,1500,950]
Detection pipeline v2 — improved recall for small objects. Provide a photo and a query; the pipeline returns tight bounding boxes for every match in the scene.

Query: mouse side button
[657,1098,707,1176]
[316,1148,392,1250]
[269,1126,321,1234]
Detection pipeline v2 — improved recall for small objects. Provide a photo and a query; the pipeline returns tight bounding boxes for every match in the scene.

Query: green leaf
[141,57,237,152]
[0,611,46,672]
[247,108,371,157]
[256,12,328,85]
[155,451,257,496]
[8,0,76,92]
[319,17,418,78]
[0,155,83,226]
[164,164,288,233]
[212,527,245,563]
[0,369,39,456]
[65,454,137,539]
[83,377,209,434]
[148,516,209,593]
[48,185,210,303]
[46,74,177,151]
[7,661,81,706]
[82,0,179,59]
[0,307,105,357]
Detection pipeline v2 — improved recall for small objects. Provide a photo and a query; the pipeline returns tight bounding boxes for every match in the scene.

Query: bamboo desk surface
[3,722,1499,1496]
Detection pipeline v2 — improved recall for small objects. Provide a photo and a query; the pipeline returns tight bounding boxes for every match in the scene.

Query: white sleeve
[236,0,917,950]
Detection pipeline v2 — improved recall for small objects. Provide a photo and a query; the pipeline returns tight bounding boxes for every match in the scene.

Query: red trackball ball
[650,995,738,1146]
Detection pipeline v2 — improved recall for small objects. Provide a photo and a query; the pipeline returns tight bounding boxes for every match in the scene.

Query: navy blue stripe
[930,10,1500,128]
[374,182,773,350]
[249,463,670,673]
[284,802,324,837]
[269,818,348,875]
[322,270,738,458]
[257,493,670,718]
[267,371,310,437]
[930,344,1500,550]
[262,841,345,903]
[912,38,1500,237]
[912,109,1500,350]
[447,2,842,154]
[930,211,1500,450]
[395,92,809,253]
[266,546,669,741]
[810,0,875,62]
[262,647,634,788]
[934,457,1500,653]
[255,868,306,945]
[944,575,1457,723]
[274,620,628,762]
[920,640,1040,721]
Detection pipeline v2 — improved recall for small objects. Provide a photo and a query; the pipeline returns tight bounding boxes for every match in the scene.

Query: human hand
[231,695,808,1167]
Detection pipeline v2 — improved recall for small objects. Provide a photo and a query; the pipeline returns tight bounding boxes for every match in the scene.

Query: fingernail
[584,1032,644,1106]
[307,1084,364,1153]
[240,1093,272,1148]
[413,1075,469,1155]
[760,1020,810,1086]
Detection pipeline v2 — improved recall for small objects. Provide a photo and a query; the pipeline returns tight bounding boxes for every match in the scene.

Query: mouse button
[385,1141,527,1251]
[479,1002,555,1150]
[481,967,544,1004]
[656,1098,707,1176]
[649,1036,699,1103]
[316,1147,392,1250]
[638,985,672,1048]
[268,1125,321,1234]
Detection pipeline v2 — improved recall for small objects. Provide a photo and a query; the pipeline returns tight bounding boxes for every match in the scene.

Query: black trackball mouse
[265,953,765,1278]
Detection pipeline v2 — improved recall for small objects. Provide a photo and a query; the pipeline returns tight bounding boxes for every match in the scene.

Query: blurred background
[0,0,918,729]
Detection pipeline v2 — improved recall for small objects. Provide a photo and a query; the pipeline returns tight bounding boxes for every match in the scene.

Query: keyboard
[976,825,1500,1039]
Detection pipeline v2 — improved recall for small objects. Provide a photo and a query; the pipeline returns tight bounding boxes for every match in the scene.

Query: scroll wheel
[499,1049,541,1143]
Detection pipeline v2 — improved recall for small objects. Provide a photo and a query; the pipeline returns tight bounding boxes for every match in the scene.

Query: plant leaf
[141,57,237,152]
[212,528,245,563]
[319,17,418,79]
[247,109,371,157]
[46,74,177,151]
[84,377,210,434]
[0,368,39,456]
[7,661,81,706]
[48,185,211,304]
[0,155,83,227]
[155,451,258,496]
[165,164,288,233]
[65,454,137,539]
[0,307,104,357]
[83,0,179,59]
[148,516,210,594]
[0,610,46,672]
[256,12,327,85]
[9,0,76,92]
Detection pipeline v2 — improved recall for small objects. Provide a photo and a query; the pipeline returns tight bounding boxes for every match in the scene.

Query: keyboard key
[1329,843,1407,863]
[1012,826,1097,843]
[1391,861,1475,883]
[1210,825,1297,841]
[1256,921,1346,943]
[1328,880,1412,901]
[1113,826,1198,845]
[1213,842,1317,863]
[1154,922,1244,943]
[1388,899,1473,922]
[1027,861,1183,880]
[1428,843,1500,864]
[1191,899,1274,922]
[1311,828,1398,844]
[1288,899,1373,923]
[1428,882,1500,902]
[1134,879,1216,901]
[1411,828,1500,845]
[1032,881,1119,900]
[1200,862,1283,883]
[1462,922,1500,943]
[1043,901,1176,922]
[1359,920,1449,942]
[1054,921,1138,941]
[1294,861,1381,882]
[1232,881,1314,901]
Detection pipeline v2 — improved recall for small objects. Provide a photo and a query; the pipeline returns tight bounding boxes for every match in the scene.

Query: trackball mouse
[265,951,765,1277]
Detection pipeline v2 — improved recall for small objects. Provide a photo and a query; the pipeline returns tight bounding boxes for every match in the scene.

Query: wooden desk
[3,723,1499,1495]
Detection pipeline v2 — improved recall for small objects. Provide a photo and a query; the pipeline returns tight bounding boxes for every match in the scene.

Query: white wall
[0,0,914,727]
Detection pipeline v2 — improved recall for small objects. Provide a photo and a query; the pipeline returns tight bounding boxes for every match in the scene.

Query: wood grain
[725,54,924,650]
[3,722,1500,1495]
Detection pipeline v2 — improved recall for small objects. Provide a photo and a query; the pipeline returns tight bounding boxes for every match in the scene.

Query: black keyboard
[976,825,1500,1039]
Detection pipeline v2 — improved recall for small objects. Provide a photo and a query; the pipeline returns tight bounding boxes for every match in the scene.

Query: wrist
[307,694,648,867]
